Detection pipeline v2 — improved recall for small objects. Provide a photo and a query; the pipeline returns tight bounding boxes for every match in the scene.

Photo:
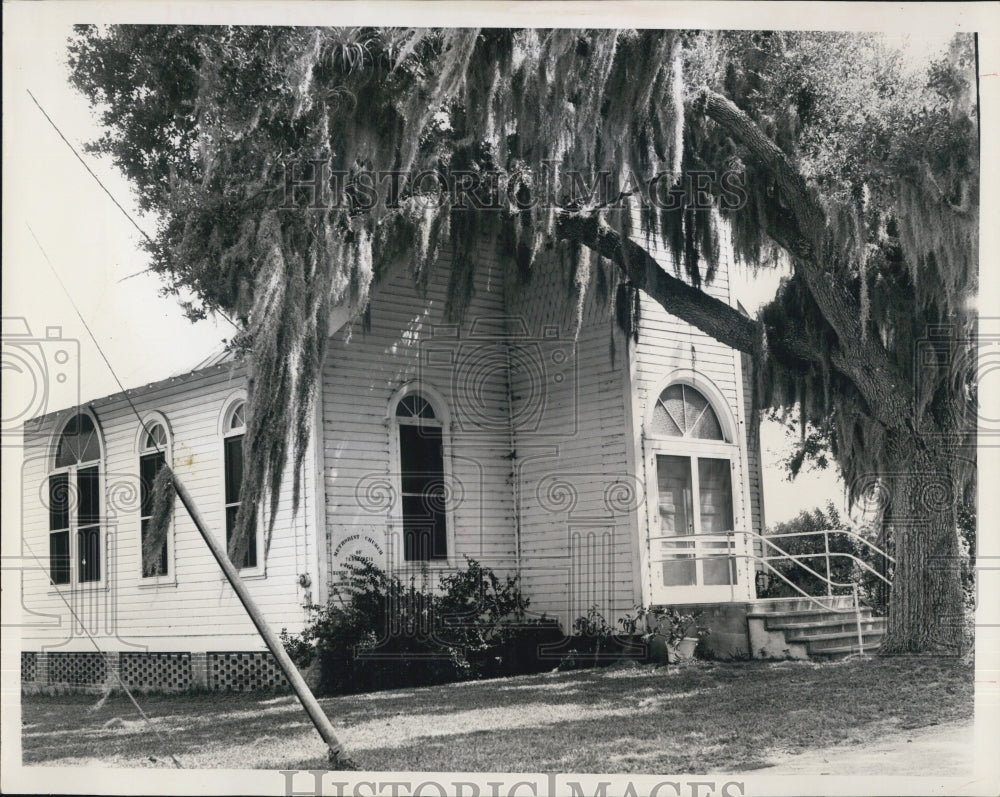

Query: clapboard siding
[504,247,636,632]
[741,350,766,562]
[321,237,518,588]
[20,361,316,654]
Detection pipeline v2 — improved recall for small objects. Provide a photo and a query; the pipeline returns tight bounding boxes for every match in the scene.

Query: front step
[751,595,857,613]
[747,597,886,659]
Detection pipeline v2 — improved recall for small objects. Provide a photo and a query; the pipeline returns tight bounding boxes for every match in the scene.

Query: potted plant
[622,605,705,663]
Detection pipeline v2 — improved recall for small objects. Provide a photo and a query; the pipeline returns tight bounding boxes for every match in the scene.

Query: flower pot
[671,636,698,662]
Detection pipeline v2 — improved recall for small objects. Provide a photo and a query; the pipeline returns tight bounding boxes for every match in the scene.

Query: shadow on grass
[22,656,972,773]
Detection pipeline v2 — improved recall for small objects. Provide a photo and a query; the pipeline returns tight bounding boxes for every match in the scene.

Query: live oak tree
[69,27,978,653]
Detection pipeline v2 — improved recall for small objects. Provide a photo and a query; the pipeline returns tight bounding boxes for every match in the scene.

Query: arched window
[394,392,447,561]
[139,418,170,577]
[646,381,739,599]
[49,413,103,585]
[649,383,725,440]
[223,399,256,569]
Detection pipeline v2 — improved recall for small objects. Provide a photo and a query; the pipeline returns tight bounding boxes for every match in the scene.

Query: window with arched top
[649,383,725,440]
[49,413,103,586]
[645,381,740,599]
[139,419,170,577]
[223,399,257,569]
[394,391,448,561]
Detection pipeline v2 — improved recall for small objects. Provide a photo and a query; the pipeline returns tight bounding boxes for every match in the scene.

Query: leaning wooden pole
[171,472,356,769]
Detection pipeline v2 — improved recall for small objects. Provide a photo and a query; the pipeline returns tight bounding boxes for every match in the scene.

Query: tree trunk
[879,447,967,654]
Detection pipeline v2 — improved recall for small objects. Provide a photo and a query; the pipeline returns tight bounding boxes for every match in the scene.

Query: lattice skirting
[47,651,108,685]
[209,651,290,691]
[22,650,290,692]
[120,653,191,691]
[21,652,37,683]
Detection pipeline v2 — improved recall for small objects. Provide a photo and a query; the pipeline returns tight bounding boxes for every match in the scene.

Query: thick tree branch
[556,211,760,354]
[697,89,916,430]
[556,210,914,431]
[555,211,835,370]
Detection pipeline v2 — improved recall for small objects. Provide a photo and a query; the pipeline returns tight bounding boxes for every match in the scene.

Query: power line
[26,89,155,248]
[26,224,158,438]
[25,88,239,331]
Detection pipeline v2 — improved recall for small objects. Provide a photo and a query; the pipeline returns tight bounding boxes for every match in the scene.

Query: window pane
[402,495,447,561]
[79,423,101,462]
[49,473,69,531]
[682,387,709,432]
[140,518,169,577]
[140,452,166,517]
[229,402,246,431]
[49,530,70,584]
[396,394,435,419]
[78,466,100,526]
[56,414,100,466]
[691,406,724,440]
[656,455,693,536]
[224,435,243,504]
[78,526,101,582]
[662,557,697,586]
[698,458,734,533]
[225,505,256,569]
[144,423,167,451]
[659,386,687,434]
[399,425,443,492]
[649,404,683,436]
[703,556,737,585]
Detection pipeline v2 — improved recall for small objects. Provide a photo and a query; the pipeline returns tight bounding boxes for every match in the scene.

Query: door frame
[640,371,754,605]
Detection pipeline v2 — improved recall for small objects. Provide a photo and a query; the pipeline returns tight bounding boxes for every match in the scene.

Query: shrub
[758,503,869,600]
[284,556,564,695]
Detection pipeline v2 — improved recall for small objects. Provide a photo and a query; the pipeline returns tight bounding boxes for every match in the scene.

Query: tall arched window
[223,399,256,569]
[139,418,170,577]
[395,392,448,561]
[646,381,740,601]
[49,412,103,585]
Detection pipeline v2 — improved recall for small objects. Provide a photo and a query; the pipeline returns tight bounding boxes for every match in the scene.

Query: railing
[649,528,895,655]
[757,528,895,596]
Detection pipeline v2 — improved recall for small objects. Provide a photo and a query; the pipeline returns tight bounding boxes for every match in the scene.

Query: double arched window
[49,413,103,585]
[393,391,448,561]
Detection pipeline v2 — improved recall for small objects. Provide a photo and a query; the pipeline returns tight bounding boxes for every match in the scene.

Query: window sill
[47,582,108,595]
[221,568,267,582]
[137,576,179,589]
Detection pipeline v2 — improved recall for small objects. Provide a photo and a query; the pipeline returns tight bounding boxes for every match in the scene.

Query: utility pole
[171,470,356,769]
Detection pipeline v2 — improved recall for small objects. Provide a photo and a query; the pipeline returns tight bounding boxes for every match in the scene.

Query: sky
[3,11,972,528]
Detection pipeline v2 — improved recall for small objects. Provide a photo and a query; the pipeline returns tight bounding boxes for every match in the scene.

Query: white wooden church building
[19,230,778,692]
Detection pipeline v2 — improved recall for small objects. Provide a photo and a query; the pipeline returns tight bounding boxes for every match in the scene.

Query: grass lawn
[21,655,972,773]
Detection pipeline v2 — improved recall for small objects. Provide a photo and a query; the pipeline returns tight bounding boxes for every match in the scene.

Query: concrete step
[787,629,886,651]
[776,618,886,636]
[750,595,856,613]
[810,642,884,659]
[750,609,875,627]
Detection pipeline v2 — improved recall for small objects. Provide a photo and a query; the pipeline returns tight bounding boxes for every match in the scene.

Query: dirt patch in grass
[21,655,973,773]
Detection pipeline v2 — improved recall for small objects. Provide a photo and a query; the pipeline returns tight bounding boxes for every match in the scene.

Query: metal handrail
[762,528,896,565]
[646,546,870,653]
[648,527,895,655]
[756,551,892,586]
